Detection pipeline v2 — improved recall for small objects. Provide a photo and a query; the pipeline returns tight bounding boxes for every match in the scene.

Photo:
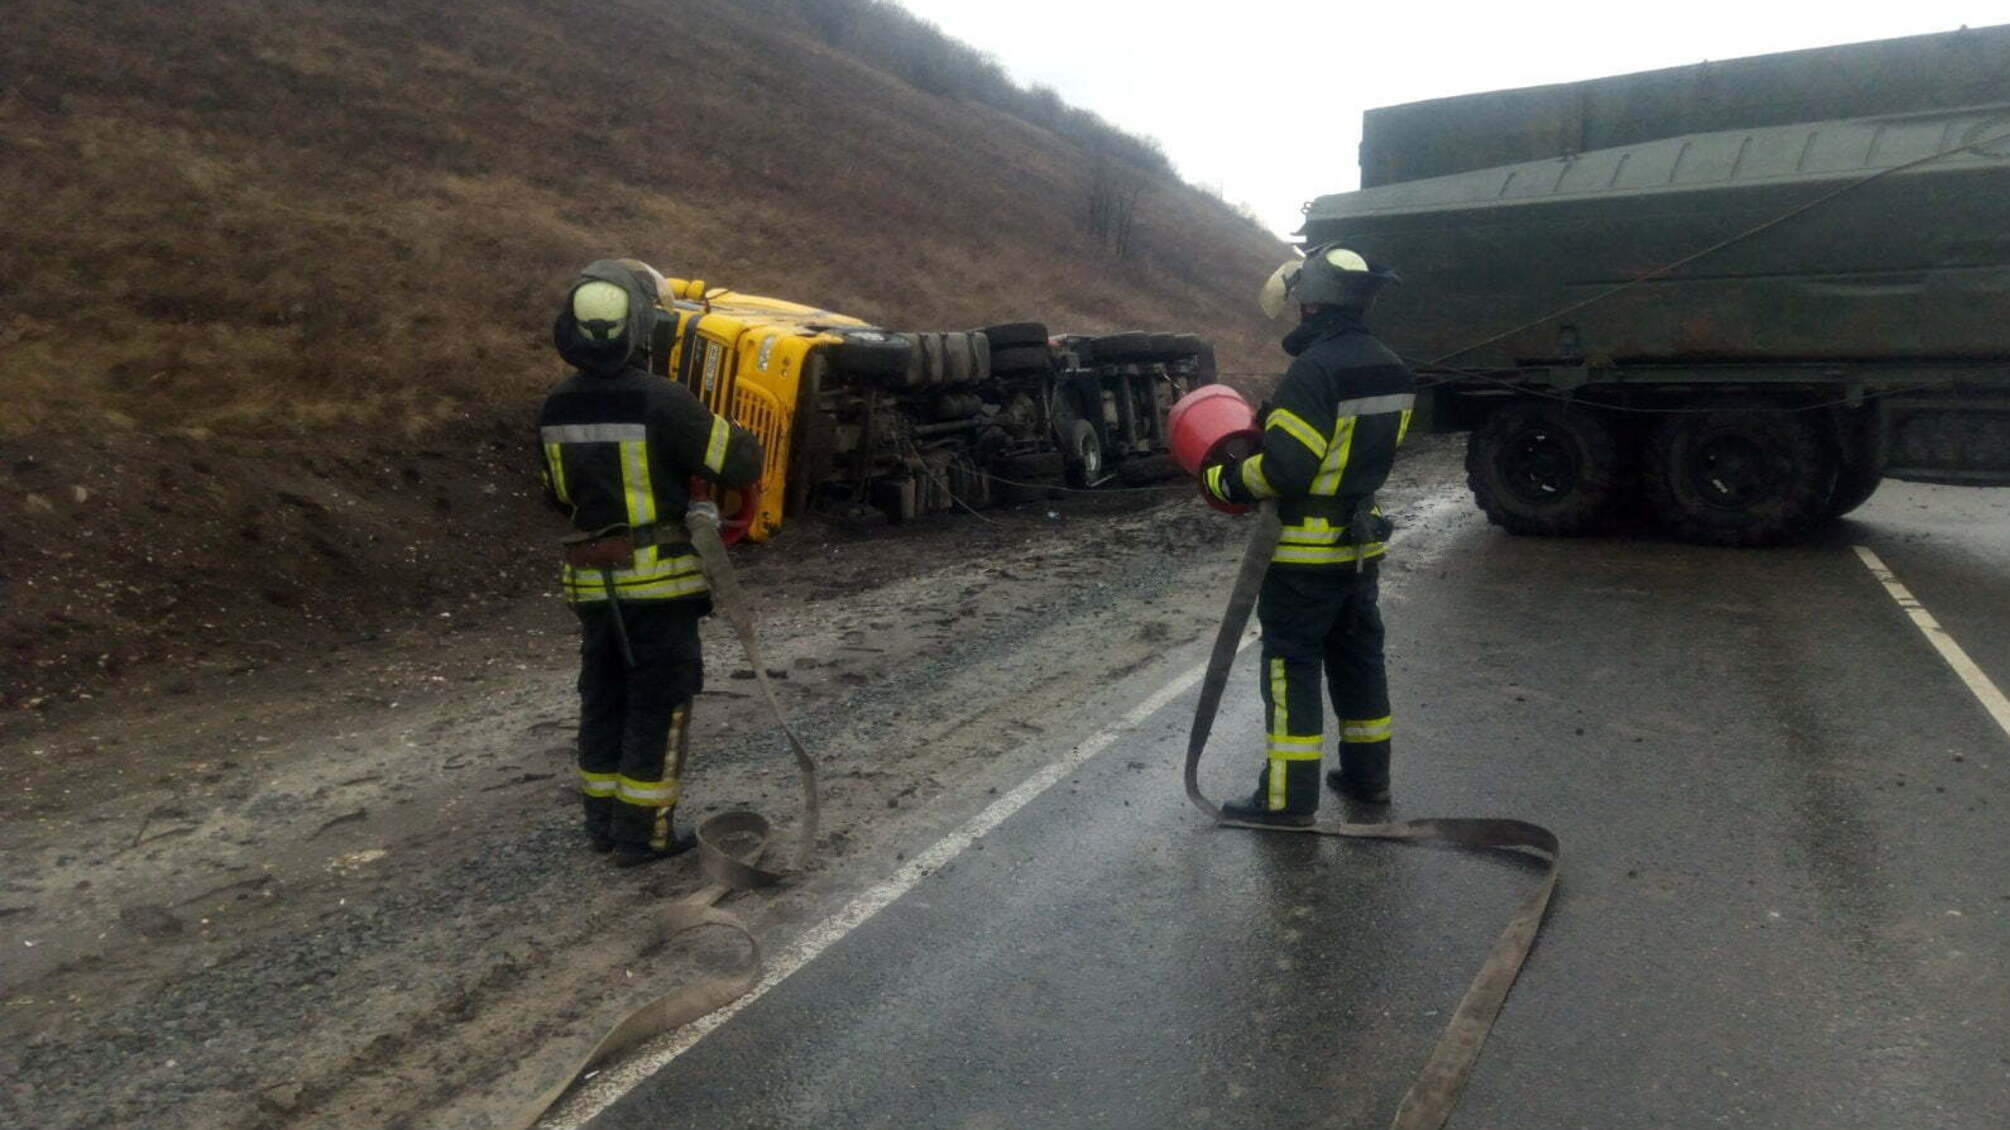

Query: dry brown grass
[0,0,1287,441]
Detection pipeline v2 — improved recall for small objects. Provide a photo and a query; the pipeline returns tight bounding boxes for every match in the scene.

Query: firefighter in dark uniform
[1201,245,1413,826]
[538,259,763,864]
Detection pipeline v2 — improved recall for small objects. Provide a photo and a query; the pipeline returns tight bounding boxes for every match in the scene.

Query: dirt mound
[0,0,1290,712]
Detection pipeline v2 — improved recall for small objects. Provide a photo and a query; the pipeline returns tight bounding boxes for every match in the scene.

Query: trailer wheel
[1064,418,1104,487]
[1643,405,1836,545]
[1466,400,1626,536]
[1822,409,1883,519]
[1824,461,1883,519]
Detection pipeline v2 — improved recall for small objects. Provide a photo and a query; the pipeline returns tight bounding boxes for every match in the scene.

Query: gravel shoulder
[1,437,1465,1130]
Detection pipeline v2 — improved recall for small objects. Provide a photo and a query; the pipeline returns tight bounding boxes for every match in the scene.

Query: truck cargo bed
[1304,105,2010,369]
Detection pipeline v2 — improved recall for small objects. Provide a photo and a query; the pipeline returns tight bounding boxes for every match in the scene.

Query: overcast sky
[896,2,2001,239]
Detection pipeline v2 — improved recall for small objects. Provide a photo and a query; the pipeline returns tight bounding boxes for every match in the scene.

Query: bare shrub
[1085,147,1148,259]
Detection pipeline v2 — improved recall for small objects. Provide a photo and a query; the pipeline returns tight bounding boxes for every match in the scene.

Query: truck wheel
[1822,408,1882,519]
[1824,460,1883,519]
[1064,418,1104,487]
[827,330,913,380]
[990,344,1052,375]
[1643,406,1836,545]
[1466,400,1626,536]
[1086,332,1152,364]
[941,332,977,385]
[981,322,1048,350]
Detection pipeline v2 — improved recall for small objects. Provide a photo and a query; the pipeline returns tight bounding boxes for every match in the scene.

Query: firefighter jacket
[539,262,763,604]
[1203,309,1416,567]
[539,365,763,602]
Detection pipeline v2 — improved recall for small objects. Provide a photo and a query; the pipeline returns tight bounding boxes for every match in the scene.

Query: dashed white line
[1854,545,2010,741]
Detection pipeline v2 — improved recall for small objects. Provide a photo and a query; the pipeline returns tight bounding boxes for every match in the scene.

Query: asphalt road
[581,481,2010,1130]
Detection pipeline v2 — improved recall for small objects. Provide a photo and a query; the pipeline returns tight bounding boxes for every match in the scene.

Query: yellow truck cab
[649,277,1216,541]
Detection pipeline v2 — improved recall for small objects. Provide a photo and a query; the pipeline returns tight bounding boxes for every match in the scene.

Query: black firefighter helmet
[1258,243,1400,319]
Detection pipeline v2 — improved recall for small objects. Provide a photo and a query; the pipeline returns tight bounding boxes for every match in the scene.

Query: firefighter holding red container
[1190,245,1414,826]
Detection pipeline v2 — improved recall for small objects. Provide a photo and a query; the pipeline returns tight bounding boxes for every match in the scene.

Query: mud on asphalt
[0,437,1464,1130]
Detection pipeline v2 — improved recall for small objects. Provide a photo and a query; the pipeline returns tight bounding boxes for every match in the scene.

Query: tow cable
[507,501,819,1130]
[1186,502,1559,1130]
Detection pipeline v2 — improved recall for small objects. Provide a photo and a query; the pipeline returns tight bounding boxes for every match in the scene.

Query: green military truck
[1302,25,2010,545]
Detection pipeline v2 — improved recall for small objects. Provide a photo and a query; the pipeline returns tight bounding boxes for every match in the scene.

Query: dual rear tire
[1468,398,1862,545]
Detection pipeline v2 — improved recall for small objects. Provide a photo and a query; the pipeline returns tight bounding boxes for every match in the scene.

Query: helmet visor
[1258,259,1300,320]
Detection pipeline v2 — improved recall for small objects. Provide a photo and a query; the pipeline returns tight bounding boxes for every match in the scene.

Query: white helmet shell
[1318,246,1372,274]
[571,280,631,341]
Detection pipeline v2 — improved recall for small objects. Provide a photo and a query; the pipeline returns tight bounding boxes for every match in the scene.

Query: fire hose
[1185,501,1559,1130]
[507,501,818,1130]
[509,504,1551,1130]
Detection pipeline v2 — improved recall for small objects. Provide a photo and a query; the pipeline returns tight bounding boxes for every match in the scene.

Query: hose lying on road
[502,503,820,1130]
[1184,501,1560,1130]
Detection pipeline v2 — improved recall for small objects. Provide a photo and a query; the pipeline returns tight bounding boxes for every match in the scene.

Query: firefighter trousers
[1254,563,1391,814]
[573,600,705,850]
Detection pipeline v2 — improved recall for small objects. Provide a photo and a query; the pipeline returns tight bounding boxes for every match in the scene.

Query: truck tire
[981,322,1048,350]
[1643,405,1836,546]
[914,333,947,386]
[827,330,912,381]
[1063,418,1104,487]
[942,332,976,385]
[1466,399,1626,536]
[1822,408,1882,519]
[990,344,1052,374]
[1824,461,1883,519]
[1085,332,1152,364]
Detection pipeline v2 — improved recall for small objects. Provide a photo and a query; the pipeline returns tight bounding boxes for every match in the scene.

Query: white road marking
[1854,545,2010,741]
[543,633,1260,1127]
[544,495,1465,1127]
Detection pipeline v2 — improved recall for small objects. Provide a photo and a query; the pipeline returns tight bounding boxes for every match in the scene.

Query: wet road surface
[583,481,2010,1130]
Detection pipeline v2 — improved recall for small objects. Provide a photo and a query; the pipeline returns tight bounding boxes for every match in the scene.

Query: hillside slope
[0,0,1289,708]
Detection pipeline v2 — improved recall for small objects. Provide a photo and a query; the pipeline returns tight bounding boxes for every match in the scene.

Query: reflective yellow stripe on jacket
[1274,514,1387,566]
[561,553,710,602]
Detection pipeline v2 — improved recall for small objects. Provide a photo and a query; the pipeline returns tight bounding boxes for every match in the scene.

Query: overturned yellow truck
[647,277,1217,541]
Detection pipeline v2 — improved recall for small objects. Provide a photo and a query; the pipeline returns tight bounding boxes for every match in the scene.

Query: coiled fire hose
[508,502,1551,1129]
[507,502,818,1130]
[1185,502,1560,1130]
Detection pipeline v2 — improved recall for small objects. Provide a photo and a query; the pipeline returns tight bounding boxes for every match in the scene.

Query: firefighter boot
[1327,743,1392,805]
[1218,761,1320,827]
[583,794,615,853]
[611,811,698,867]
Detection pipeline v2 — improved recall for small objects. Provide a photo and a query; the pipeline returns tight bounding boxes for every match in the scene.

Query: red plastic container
[1168,384,1263,514]
[1169,385,1260,475]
